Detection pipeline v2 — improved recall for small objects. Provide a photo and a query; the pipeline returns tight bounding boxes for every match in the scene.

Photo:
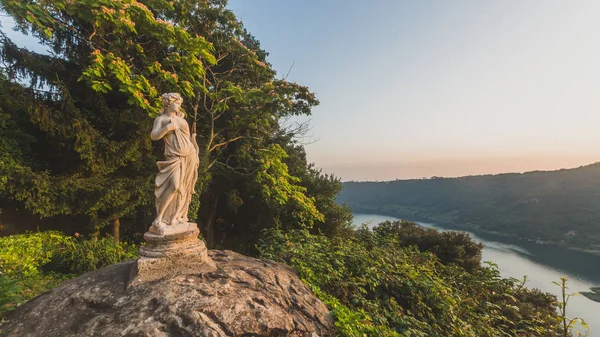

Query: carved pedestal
[129,222,216,286]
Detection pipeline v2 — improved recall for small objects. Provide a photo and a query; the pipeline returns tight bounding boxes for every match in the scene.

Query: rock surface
[1,251,334,337]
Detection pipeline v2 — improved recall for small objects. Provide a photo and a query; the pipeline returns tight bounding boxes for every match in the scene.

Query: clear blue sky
[3,1,600,181]
[228,0,600,180]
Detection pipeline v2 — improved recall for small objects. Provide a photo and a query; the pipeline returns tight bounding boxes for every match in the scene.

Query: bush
[257,225,561,337]
[48,237,138,275]
[372,220,484,270]
[0,231,138,317]
[0,231,71,277]
[0,274,19,316]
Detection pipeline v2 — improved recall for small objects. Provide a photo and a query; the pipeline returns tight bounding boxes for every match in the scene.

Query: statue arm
[150,117,175,140]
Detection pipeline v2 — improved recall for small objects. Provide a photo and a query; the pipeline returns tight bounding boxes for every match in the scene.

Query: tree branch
[282,60,295,80]
[209,135,243,152]
[208,155,259,176]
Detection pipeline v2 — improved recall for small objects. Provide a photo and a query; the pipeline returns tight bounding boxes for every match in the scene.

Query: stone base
[128,224,217,286]
[149,221,197,235]
[140,224,205,258]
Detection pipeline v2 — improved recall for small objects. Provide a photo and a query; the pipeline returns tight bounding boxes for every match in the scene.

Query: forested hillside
[340,163,600,251]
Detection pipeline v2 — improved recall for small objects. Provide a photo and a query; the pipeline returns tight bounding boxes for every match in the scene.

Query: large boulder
[1,250,334,337]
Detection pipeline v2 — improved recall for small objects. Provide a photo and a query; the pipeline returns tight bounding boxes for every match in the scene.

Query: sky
[3,1,600,181]
[227,0,600,181]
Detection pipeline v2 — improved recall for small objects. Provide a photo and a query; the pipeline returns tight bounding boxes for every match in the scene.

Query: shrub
[48,237,138,275]
[372,220,484,271]
[0,232,79,316]
[0,231,138,317]
[257,225,561,337]
[0,274,19,316]
[0,231,71,277]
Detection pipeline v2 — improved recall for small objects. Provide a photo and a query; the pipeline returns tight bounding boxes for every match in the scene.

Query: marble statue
[130,93,214,284]
[150,93,199,232]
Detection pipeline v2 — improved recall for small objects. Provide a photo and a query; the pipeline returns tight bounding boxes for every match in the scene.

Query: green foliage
[0,231,71,277]
[255,144,324,228]
[370,220,484,270]
[199,126,353,251]
[258,223,562,337]
[0,275,19,316]
[339,163,600,251]
[2,0,215,113]
[48,237,137,275]
[554,277,589,337]
[179,2,331,250]
[0,231,136,316]
[0,0,330,245]
[311,285,403,337]
[282,139,354,237]
[0,0,221,231]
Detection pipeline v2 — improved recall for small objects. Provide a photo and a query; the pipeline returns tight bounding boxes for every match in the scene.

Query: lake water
[353,213,600,336]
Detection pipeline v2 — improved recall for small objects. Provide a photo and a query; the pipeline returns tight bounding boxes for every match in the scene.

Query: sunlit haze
[228,0,600,180]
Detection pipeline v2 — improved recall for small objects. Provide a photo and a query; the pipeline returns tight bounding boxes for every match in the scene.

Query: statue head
[161,92,183,116]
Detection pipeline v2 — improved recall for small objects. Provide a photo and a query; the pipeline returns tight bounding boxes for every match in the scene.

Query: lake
[353,213,600,336]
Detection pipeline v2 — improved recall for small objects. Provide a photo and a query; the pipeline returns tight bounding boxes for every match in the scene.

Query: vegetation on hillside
[2,224,578,336]
[258,221,566,336]
[339,164,600,251]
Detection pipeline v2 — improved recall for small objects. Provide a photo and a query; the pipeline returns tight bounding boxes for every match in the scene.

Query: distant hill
[339,163,600,252]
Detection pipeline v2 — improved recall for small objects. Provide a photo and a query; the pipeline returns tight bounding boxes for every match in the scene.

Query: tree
[0,0,219,239]
[372,220,484,271]
[0,0,333,248]
[154,2,336,249]
[280,135,353,237]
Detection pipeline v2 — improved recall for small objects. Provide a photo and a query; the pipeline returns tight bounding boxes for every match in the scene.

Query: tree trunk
[112,217,120,243]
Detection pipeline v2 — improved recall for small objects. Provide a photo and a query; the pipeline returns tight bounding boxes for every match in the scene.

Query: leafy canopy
[0,0,329,238]
[2,0,215,112]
